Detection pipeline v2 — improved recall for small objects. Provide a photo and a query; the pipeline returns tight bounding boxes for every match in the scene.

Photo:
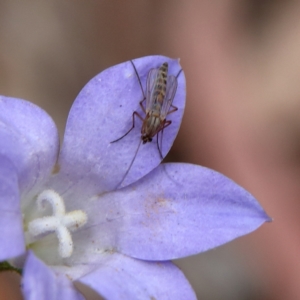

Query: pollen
[28,190,87,258]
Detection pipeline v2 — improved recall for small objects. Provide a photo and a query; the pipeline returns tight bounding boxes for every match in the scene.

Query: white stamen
[28,190,87,258]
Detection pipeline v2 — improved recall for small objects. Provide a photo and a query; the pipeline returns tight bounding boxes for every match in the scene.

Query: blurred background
[1,1,300,299]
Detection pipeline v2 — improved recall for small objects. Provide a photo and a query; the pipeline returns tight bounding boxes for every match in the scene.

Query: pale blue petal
[22,252,84,300]
[0,156,24,260]
[78,253,196,300]
[57,56,185,195]
[72,163,270,262]
[0,96,59,197]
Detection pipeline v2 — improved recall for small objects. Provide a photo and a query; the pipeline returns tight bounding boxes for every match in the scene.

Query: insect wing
[145,67,160,112]
[160,75,178,119]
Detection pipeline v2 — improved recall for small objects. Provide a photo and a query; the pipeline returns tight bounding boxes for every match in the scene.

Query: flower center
[27,190,87,258]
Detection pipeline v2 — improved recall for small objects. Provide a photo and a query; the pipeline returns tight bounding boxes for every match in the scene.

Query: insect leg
[130,60,146,98]
[162,120,172,128]
[110,111,144,143]
[156,131,164,160]
[155,119,173,160]
[156,120,172,159]
[116,139,142,189]
[139,97,146,114]
[131,59,146,113]
[176,69,183,79]
[166,104,178,115]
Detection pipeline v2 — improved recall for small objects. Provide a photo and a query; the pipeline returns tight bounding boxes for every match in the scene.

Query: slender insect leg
[110,111,144,143]
[130,60,146,99]
[176,69,183,79]
[166,104,178,115]
[116,139,142,189]
[131,59,147,114]
[139,98,146,114]
[156,133,163,160]
[156,120,172,159]
[161,120,172,130]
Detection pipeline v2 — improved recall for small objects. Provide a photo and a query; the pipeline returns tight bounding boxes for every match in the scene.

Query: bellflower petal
[22,252,84,300]
[0,96,59,196]
[0,156,24,260]
[74,163,270,261]
[78,253,196,300]
[58,56,185,193]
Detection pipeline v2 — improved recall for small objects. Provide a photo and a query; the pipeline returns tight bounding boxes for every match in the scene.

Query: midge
[111,60,182,157]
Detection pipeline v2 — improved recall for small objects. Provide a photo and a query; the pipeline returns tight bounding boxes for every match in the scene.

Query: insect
[112,60,181,149]
[111,60,182,186]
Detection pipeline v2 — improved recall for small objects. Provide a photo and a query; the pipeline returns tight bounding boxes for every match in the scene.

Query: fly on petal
[111,60,182,187]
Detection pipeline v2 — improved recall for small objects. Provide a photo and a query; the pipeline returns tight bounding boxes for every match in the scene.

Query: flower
[0,55,270,299]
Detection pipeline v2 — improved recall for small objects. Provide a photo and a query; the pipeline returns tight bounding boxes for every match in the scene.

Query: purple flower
[0,55,270,299]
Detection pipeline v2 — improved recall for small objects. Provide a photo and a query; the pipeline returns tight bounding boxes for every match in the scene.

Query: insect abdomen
[153,62,168,104]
